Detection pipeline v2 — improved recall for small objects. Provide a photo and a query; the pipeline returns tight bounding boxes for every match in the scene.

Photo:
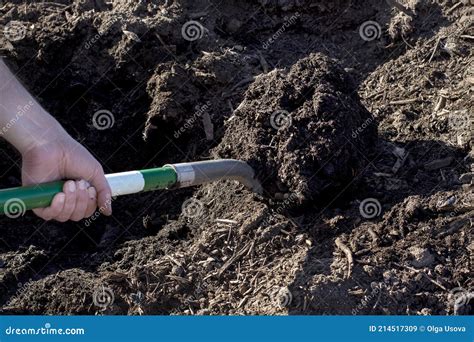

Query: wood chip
[389,98,418,105]
[335,238,354,279]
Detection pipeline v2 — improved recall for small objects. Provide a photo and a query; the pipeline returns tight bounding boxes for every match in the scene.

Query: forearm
[0,59,67,154]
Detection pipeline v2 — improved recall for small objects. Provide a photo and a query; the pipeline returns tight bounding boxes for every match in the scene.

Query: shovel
[0,159,262,216]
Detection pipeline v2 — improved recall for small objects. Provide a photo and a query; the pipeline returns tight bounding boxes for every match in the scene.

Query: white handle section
[106,171,145,196]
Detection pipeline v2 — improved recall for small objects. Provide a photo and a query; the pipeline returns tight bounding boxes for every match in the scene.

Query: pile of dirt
[213,53,377,203]
[0,0,472,315]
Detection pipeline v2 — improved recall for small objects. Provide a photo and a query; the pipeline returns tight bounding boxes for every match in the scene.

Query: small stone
[409,246,434,268]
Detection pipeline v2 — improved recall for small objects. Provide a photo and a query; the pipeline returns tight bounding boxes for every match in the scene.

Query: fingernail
[67,181,76,193]
[57,193,65,204]
[78,180,87,190]
[88,187,97,199]
[106,193,113,215]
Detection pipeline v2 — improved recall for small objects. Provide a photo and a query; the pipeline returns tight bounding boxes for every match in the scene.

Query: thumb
[89,165,112,216]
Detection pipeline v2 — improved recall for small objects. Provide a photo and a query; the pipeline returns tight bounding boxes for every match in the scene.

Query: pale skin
[0,59,112,221]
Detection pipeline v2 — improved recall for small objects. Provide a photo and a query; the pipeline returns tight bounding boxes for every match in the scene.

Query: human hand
[21,134,112,222]
[0,58,112,222]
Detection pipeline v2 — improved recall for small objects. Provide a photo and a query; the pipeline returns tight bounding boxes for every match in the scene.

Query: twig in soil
[354,248,372,257]
[231,76,256,91]
[335,238,354,279]
[389,98,418,105]
[438,217,470,238]
[401,35,415,49]
[366,89,387,99]
[424,156,453,171]
[386,0,413,17]
[166,255,183,267]
[154,33,178,58]
[394,263,447,291]
[354,259,375,265]
[218,242,252,276]
[165,275,191,284]
[428,37,441,63]
[433,90,448,112]
[367,227,379,247]
[256,50,269,73]
[372,285,383,310]
[237,295,250,309]
[216,218,238,225]
[227,100,234,113]
[446,1,463,14]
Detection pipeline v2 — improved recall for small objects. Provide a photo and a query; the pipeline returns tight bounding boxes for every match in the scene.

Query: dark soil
[214,53,377,204]
[0,0,472,315]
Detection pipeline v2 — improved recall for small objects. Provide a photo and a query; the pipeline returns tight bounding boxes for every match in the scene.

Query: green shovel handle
[0,181,65,215]
[0,167,178,216]
[0,159,261,216]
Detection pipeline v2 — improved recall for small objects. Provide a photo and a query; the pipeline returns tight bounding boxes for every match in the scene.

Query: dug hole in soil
[0,0,472,315]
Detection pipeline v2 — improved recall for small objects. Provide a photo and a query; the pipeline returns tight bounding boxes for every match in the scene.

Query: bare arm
[0,59,112,221]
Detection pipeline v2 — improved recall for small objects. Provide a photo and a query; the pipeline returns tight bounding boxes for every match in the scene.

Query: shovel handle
[0,159,261,216]
[0,167,177,216]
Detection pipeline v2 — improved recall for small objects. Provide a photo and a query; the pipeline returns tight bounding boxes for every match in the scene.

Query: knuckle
[93,164,104,178]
